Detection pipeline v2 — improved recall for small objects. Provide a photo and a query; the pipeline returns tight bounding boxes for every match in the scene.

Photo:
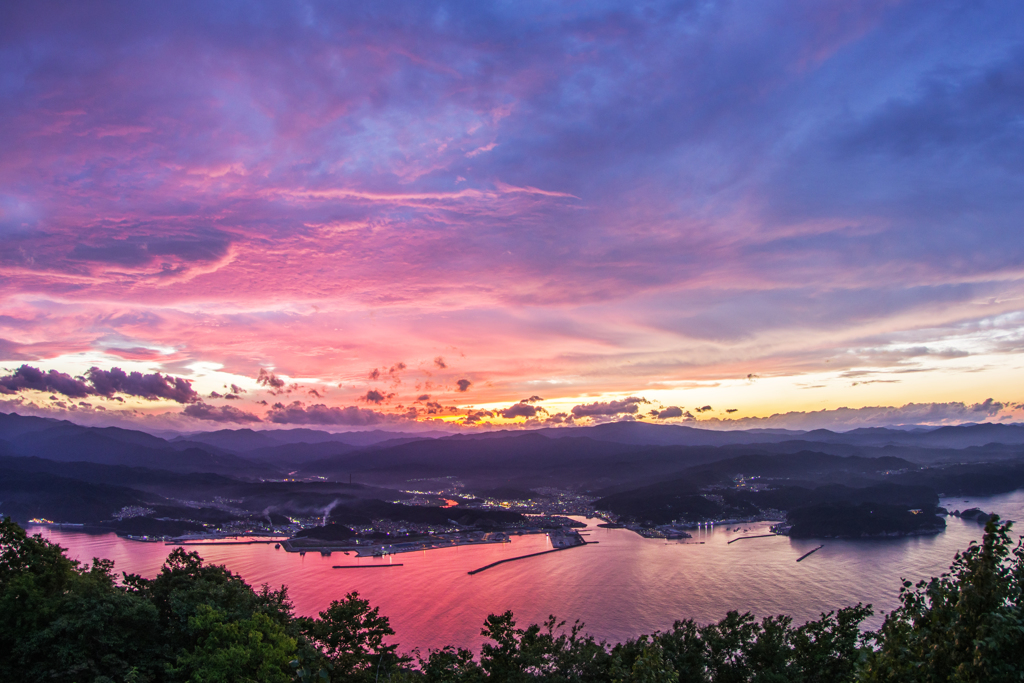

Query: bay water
[27,490,1024,655]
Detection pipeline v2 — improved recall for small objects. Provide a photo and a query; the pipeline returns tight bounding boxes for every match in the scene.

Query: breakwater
[796,545,824,562]
[467,542,587,575]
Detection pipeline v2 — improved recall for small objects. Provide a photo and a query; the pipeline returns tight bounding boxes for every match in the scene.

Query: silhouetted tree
[298,592,408,682]
[0,517,162,681]
[860,515,1024,682]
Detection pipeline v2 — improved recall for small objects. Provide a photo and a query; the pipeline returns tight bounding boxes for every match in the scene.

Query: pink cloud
[0,1,1020,431]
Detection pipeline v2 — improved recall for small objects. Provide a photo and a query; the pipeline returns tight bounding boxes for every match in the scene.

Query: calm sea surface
[28,491,1024,655]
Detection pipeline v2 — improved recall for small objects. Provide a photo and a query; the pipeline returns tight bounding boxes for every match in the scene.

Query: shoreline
[278,527,582,558]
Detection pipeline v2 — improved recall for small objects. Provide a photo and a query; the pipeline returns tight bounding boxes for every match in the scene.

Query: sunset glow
[2,1,1023,432]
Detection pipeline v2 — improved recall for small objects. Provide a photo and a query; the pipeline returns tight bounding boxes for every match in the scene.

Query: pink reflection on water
[29,495,1024,655]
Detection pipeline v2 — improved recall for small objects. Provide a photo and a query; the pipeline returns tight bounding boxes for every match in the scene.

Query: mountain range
[2,411,1023,531]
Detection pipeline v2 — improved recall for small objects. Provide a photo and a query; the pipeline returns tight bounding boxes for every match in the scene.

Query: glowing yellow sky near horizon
[5,348,1021,432]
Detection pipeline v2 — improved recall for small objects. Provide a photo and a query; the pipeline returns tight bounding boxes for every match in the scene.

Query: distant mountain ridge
[173,427,448,452]
[449,421,1024,449]
[12,412,1024,455]
[0,413,272,476]
[2,411,1024,490]
[2,410,1024,534]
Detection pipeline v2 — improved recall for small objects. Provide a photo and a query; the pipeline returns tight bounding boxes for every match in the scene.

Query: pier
[727,534,777,544]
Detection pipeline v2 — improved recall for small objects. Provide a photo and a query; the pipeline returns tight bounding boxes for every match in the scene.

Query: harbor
[278,527,585,560]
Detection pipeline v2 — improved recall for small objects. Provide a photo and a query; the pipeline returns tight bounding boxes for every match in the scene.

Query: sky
[2,0,1024,433]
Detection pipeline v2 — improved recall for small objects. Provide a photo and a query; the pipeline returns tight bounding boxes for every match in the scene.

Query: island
[782,502,946,539]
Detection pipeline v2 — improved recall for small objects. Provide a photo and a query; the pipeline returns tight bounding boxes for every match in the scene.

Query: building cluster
[593,503,787,538]
[113,506,156,520]
[401,476,464,497]
[472,488,598,517]
[116,481,601,542]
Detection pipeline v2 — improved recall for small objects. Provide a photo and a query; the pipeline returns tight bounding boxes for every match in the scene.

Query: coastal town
[77,476,794,554]
[155,485,597,555]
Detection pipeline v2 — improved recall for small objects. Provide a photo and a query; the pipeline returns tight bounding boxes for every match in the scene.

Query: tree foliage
[1,516,1022,682]
[297,592,408,682]
[0,517,162,681]
[860,515,1024,683]
[169,606,296,683]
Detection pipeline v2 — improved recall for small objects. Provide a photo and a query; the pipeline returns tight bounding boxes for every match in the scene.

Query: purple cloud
[463,409,494,424]
[266,401,394,426]
[369,363,406,384]
[86,366,199,403]
[700,400,1009,431]
[499,402,542,419]
[571,397,649,418]
[182,402,262,423]
[360,389,394,404]
[0,365,92,398]
[256,369,285,389]
[0,364,198,403]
